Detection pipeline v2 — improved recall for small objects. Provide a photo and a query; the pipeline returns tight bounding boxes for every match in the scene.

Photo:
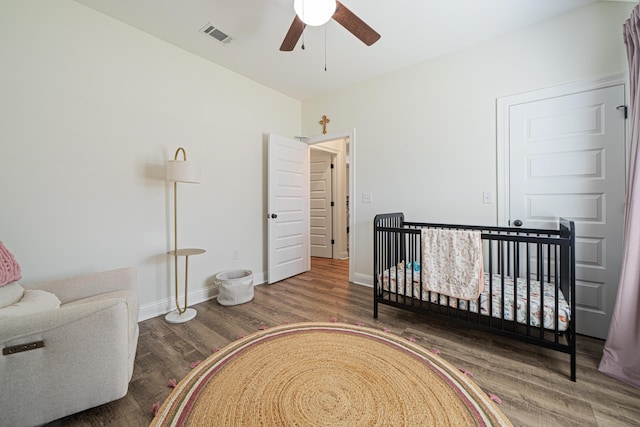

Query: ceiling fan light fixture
[294,0,336,26]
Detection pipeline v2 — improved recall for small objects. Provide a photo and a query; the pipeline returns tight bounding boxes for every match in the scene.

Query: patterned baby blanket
[379,266,570,331]
[421,228,484,300]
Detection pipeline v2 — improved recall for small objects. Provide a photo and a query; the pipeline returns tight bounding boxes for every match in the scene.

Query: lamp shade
[294,0,336,26]
[167,160,200,183]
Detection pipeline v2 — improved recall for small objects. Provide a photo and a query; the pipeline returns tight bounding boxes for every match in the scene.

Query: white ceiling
[74,0,624,100]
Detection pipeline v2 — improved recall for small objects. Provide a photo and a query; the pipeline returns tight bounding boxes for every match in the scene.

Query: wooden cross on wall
[319,115,330,134]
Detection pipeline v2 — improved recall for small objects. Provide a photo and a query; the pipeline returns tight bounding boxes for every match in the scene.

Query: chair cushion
[0,282,25,308]
[0,289,61,319]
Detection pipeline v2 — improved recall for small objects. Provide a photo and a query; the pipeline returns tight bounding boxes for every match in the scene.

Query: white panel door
[268,133,310,284]
[509,85,626,339]
[310,150,333,258]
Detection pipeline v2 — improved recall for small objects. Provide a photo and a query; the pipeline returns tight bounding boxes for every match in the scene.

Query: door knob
[512,219,523,227]
[271,213,278,219]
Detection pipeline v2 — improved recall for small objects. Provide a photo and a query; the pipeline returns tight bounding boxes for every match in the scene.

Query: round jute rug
[150,322,512,427]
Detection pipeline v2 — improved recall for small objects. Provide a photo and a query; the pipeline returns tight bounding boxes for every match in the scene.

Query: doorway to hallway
[309,138,350,261]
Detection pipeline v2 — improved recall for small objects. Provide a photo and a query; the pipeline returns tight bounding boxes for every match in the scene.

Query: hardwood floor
[51,257,640,426]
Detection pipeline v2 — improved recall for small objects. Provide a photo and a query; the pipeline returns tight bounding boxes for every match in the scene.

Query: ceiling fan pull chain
[324,24,327,71]
[301,0,305,50]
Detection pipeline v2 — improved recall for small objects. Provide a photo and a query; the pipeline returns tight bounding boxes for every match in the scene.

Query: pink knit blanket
[0,242,22,286]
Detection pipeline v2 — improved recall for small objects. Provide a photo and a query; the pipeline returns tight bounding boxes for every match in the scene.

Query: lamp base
[165,308,197,324]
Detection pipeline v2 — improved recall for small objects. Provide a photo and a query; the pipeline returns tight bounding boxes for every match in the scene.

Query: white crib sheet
[380,262,570,331]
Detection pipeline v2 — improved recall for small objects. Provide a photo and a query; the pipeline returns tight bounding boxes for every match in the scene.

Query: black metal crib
[373,212,576,381]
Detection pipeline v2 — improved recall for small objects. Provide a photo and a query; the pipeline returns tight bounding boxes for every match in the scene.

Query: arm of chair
[0,299,133,426]
[0,296,129,343]
[21,267,137,305]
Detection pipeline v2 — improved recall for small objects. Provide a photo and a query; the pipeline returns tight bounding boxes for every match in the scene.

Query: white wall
[301,1,634,285]
[0,1,301,319]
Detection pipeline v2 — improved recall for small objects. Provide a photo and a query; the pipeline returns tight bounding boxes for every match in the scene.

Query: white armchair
[0,267,139,427]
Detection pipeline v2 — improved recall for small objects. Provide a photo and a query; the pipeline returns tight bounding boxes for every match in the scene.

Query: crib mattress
[380,263,570,331]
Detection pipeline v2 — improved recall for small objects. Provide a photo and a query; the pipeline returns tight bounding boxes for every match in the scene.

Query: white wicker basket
[215,269,254,306]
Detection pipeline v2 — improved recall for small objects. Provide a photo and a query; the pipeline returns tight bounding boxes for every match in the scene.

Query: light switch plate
[482,191,494,204]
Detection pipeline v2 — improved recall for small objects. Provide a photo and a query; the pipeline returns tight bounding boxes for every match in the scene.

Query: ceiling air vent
[200,23,232,44]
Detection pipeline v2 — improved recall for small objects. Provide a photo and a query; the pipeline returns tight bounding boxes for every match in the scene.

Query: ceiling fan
[280,0,381,51]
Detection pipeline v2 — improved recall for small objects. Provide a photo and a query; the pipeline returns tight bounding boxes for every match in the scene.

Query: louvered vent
[200,23,232,44]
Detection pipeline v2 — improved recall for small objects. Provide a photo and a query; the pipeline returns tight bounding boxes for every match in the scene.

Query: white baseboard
[352,272,373,287]
[138,271,267,322]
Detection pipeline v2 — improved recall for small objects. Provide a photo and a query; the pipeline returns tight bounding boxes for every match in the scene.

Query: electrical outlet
[232,249,239,260]
[362,192,373,203]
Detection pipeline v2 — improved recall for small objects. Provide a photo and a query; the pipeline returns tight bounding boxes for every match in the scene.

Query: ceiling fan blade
[280,15,306,51]
[333,1,380,46]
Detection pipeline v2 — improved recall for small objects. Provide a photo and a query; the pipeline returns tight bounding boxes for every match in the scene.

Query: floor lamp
[166,147,205,324]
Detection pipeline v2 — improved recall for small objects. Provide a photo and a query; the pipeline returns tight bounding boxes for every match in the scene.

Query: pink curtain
[598,4,640,388]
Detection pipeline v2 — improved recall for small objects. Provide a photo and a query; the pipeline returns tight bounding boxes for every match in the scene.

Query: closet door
[500,81,626,339]
[310,149,334,258]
